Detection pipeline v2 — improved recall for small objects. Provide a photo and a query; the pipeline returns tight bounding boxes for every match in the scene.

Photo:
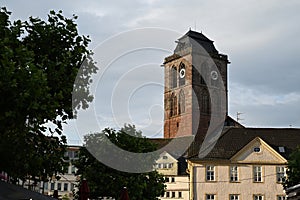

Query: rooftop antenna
[237,112,244,122]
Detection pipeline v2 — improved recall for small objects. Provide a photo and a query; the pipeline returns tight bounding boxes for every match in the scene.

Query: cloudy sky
[2,0,300,144]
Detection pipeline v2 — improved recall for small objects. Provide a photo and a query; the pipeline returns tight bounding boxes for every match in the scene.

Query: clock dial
[211,71,218,80]
[179,68,185,78]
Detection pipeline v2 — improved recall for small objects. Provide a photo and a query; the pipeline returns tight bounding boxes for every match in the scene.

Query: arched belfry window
[178,89,185,114]
[200,62,208,85]
[170,93,177,117]
[201,89,210,114]
[170,66,177,89]
[179,63,186,86]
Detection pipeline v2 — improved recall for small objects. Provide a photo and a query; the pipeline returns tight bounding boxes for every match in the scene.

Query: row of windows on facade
[162,191,183,198]
[155,163,174,169]
[168,89,212,117]
[170,63,186,89]
[45,182,75,192]
[165,177,176,183]
[169,62,220,89]
[63,150,79,160]
[205,194,286,200]
[205,165,286,183]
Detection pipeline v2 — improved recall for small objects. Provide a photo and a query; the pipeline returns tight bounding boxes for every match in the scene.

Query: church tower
[163,30,229,142]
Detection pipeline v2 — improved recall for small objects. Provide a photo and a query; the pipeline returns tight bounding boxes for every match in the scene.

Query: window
[172,192,175,198]
[253,166,262,182]
[57,183,61,191]
[254,147,261,152]
[74,151,79,158]
[279,147,285,153]
[277,195,286,200]
[64,183,68,191]
[276,166,286,183]
[230,194,239,200]
[50,183,55,190]
[178,192,182,198]
[44,182,48,190]
[166,192,170,198]
[200,62,208,85]
[170,93,177,117]
[206,165,215,181]
[230,166,238,182]
[254,195,264,200]
[171,177,175,182]
[165,177,169,182]
[206,194,215,200]
[201,89,210,114]
[163,156,168,159]
[171,66,177,88]
[178,89,185,114]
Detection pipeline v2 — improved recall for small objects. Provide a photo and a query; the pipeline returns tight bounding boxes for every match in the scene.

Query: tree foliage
[284,146,300,188]
[75,124,166,200]
[0,7,97,183]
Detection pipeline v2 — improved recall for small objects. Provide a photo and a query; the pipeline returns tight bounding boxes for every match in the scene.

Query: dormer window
[279,147,285,153]
[254,147,261,152]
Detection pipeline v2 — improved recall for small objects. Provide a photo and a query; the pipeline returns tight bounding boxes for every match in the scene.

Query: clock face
[211,71,218,80]
[179,68,185,78]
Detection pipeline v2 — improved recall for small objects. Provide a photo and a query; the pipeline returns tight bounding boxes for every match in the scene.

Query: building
[43,145,80,199]
[163,30,229,142]
[155,151,189,200]
[188,128,300,200]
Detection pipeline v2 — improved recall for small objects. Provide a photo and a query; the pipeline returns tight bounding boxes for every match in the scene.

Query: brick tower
[163,30,229,142]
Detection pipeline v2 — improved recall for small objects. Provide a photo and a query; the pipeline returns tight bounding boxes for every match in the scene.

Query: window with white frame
[254,195,264,200]
[276,166,286,183]
[178,191,182,198]
[166,192,170,197]
[63,183,68,191]
[50,182,55,190]
[230,166,238,182]
[206,165,215,181]
[206,194,215,200]
[277,195,286,200]
[230,194,239,200]
[253,166,262,182]
[171,192,175,198]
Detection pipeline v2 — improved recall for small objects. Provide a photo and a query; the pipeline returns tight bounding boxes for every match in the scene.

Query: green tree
[284,146,300,188]
[75,124,166,200]
[0,7,97,183]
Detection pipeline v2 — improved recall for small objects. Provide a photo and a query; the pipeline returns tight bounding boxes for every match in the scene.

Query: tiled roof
[190,128,300,161]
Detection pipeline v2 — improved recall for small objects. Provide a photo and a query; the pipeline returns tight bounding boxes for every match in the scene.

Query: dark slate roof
[178,30,213,42]
[174,30,219,54]
[190,128,300,161]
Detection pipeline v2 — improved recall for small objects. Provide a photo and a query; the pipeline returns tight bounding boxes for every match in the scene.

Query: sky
[2,0,300,144]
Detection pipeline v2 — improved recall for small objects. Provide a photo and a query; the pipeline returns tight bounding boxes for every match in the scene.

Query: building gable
[157,151,178,163]
[230,137,287,164]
